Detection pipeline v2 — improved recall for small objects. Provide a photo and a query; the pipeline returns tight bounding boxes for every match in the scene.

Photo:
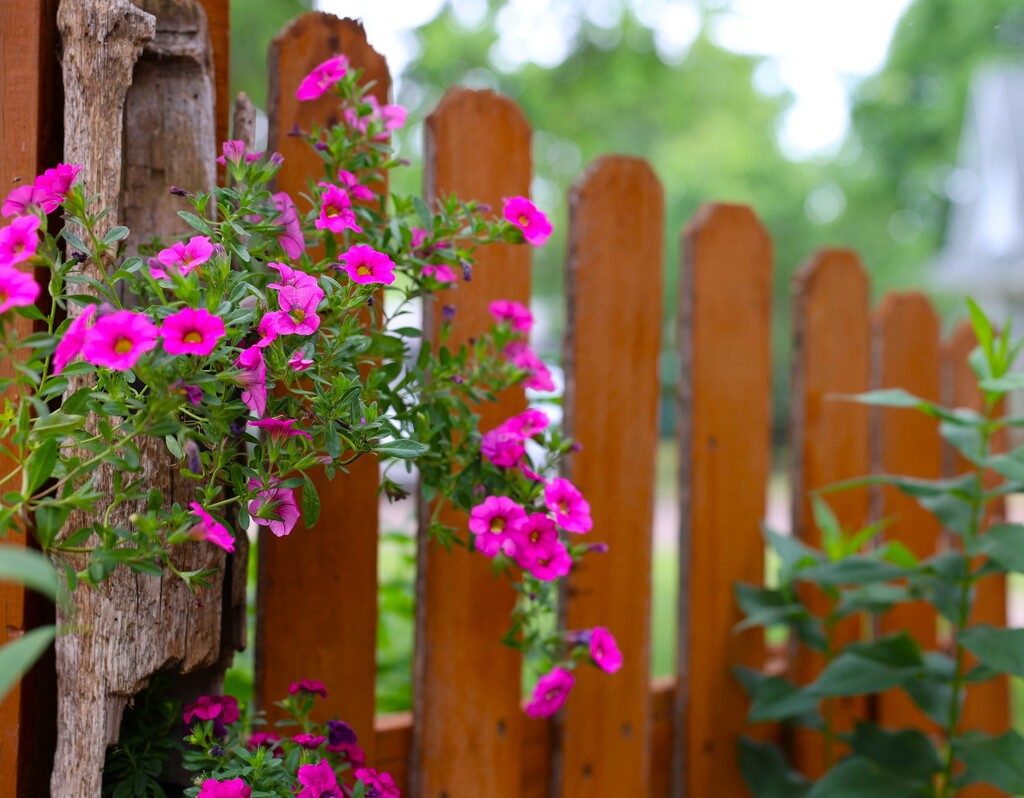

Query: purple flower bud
[229,420,247,437]
[269,152,285,167]
[184,440,202,475]
[587,542,610,554]
[461,262,472,281]
[287,123,302,137]
[326,720,358,747]
[315,142,329,152]
[367,295,375,307]
[169,185,190,197]
[450,375,464,384]
[478,203,492,213]
[442,304,456,322]
[570,442,583,453]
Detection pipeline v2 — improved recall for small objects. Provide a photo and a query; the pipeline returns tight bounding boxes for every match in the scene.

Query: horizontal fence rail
[1,7,1014,797]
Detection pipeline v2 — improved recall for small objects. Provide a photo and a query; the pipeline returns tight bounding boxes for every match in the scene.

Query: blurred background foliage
[231,0,1024,440]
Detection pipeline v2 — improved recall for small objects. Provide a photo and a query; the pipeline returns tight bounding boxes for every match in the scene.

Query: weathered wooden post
[53,1,241,795]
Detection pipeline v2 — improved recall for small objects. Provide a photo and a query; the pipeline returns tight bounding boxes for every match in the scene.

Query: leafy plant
[737,299,1024,797]
[0,544,57,701]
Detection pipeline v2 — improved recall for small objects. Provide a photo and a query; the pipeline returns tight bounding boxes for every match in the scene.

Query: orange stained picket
[255,13,390,756]
[412,87,532,798]
[559,156,664,796]
[789,250,871,776]
[196,0,230,152]
[0,1,61,796]
[944,322,1010,798]
[673,204,773,798]
[872,293,943,729]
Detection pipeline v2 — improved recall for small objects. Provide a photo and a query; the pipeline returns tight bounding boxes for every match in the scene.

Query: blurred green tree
[230,0,312,110]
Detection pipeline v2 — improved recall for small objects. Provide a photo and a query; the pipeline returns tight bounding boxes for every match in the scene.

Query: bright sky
[317,0,916,159]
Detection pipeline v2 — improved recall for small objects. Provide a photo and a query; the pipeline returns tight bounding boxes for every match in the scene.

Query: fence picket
[256,13,389,756]
[871,293,942,729]
[196,0,230,153]
[413,87,532,798]
[0,1,60,794]
[559,156,663,796]
[789,250,871,775]
[673,204,772,798]
[944,322,1009,798]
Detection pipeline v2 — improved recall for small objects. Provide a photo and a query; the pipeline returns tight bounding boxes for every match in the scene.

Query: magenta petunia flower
[480,425,525,468]
[0,267,40,315]
[81,310,158,371]
[315,183,361,234]
[366,96,407,133]
[505,342,555,392]
[256,312,281,349]
[275,284,322,335]
[295,54,348,101]
[53,304,97,374]
[293,733,326,749]
[296,760,343,798]
[590,626,623,674]
[410,227,429,251]
[508,512,559,568]
[198,777,252,798]
[337,244,396,285]
[271,192,306,260]
[267,261,321,294]
[246,731,281,752]
[526,540,571,581]
[161,308,225,356]
[171,381,203,406]
[290,678,328,697]
[337,170,375,202]
[34,163,82,211]
[468,496,526,558]
[252,417,312,441]
[504,196,552,247]
[544,477,592,534]
[326,720,357,747]
[153,235,214,278]
[525,667,574,717]
[288,349,314,371]
[502,408,549,439]
[0,215,42,267]
[2,184,47,218]
[327,740,365,765]
[183,694,239,737]
[489,299,533,334]
[234,345,267,417]
[354,768,400,798]
[423,264,457,284]
[188,502,235,553]
[216,140,262,166]
[248,478,300,537]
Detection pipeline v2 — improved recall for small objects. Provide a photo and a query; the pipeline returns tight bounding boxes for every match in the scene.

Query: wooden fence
[0,4,1013,798]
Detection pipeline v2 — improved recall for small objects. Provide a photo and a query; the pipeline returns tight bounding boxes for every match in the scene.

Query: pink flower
[2,184,48,218]
[525,540,571,581]
[410,228,429,250]
[161,308,225,356]
[502,409,549,438]
[246,731,280,751]
[275,284,322,335]
[289,349,314,371]
[153,235,214,278]
[198,778,251,798]
[590,627,623,674]
[315,183,361,234]
[508,512,559,568]
[504,196,552,247]
[544,478,592,533]
[327,740,364,764]
[296,760,343,798]
[468,496,526,558]
[293,733,326,749]
[183,694,239,736]
[216,140,263,166]
[234,345,267,416]
[248,478,300,537]
[0,215,42,266]
[367,96,407,133]
[489,299,533,334]
[337,170,375,202]
[338,244,396,285]
[525,667,574,718]
[53,304,97,373]
[252,418,312,441]
[505,342,555,391]
[188,502,235,553]
[34,163,82,210]
[81,310,158,371]
[171,381,204,406]
[296,54,348,101]
[290,678,328,697]
[0,268,40,314]
[256,312,281,348]
[423,264,457,284]
[354,768,400,798]
[480,425,525,468]
[267,261,320,294]
[271,192,305,260]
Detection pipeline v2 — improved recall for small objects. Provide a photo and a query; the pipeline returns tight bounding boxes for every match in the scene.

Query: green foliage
[738,300,1024,797]
[0,545,57,701]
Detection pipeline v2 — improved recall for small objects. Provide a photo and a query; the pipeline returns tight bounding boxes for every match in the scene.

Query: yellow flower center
[357,265,372,276]
[114,337,133,355]
[519,214,530,226]
[291,308,306,322]
[184,331,203,344]
[490,518,505,533]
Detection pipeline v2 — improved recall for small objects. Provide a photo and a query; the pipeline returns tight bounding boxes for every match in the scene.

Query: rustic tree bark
[54,2,242,796]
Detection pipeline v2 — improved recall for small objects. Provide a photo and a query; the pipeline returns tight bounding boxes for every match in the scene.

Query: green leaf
[849,722,943,783]
[35,504,70,550]
[971,523,1024,572]
[737,738,811,798]
[29,413,87,442]
[953,731,1024,793]
[734,667,822,727]
[979,374,1024,393]
[0,545,58,601]
[959,625,1024,678]
[986,448,1024,481]
[808,633,923,697]
[795,556,907,587]
[302,473,321,528]
[734,584,809,631]
[26,438,58,496]
[834,583,911,618]
[177,211,211,235]
[806,755,929,798]
[0,626,56,702]
[374,438,429,459]
[102,225,129,245]
[811,495,842,560]
[966,298,994,362]
[840,388,924,408]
